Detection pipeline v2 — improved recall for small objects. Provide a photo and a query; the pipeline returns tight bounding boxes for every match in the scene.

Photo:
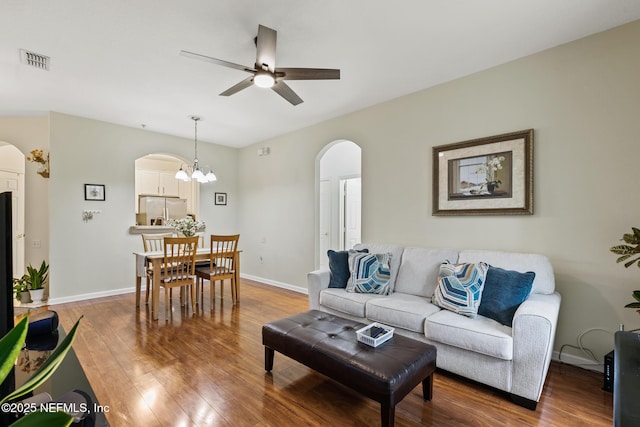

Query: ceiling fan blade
[272,81,303,106]
[180,50,255,73]
[220,76,255,96]
[256,25,277,72]
[277,68,340,80]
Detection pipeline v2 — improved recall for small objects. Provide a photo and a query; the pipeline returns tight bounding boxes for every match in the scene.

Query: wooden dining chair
[139,233,173,304]
[158,236,198,318]
[195,234,240,306]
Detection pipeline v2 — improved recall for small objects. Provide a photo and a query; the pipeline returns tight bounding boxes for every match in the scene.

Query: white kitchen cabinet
[136,170,180,197]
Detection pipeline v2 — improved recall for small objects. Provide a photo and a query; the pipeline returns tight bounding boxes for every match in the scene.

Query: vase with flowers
[168,216,205,237]
[26,149,50,178]
[610,227,640,315]
[475,155,505,193]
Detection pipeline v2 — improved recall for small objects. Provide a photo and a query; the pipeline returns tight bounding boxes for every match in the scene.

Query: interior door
[319,180,331,269]
[0,171,24,276]
[343,178,361,249]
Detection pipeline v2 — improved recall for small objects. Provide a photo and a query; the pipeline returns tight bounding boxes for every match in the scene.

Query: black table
[2,325,109,426]
[614,331,640,427]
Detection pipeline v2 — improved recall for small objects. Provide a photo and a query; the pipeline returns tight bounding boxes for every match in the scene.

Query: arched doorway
[134,153,200,223]
[0,143,26,276]
[317,140,362,269]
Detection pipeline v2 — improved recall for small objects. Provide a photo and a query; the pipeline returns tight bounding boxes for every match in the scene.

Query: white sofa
[307,243,561,409]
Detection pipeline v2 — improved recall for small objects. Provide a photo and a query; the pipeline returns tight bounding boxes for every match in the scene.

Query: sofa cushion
[432,261,488,318]
[478,267,535,327]
[327,249,368,288]
[459,250,554,294]
[346,252,392,295]
[365,293,441,333]
[319,288,382,318]
[425,309,514,360]
[354,243,404,292]
[394,247,459,297]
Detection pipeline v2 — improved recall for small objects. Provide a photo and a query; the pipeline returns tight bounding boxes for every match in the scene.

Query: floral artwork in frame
[432,129,533,215]
[84,184,105,201]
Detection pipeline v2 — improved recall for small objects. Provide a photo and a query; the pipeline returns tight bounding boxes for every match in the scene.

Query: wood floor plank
[51,279,613,426]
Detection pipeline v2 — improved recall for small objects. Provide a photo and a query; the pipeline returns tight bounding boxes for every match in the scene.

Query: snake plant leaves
[1,316,82,404]
[0,317,28,387]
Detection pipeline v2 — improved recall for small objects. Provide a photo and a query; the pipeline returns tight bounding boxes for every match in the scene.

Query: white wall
[48,112,238,302]
[238,21,640,362]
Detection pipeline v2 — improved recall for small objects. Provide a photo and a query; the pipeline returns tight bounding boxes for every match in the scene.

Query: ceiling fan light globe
[254,72,275,88]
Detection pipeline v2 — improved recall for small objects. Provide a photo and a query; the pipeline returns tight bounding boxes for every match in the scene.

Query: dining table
[133,247,240,320]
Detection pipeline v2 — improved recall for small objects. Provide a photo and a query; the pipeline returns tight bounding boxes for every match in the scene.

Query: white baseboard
[552,350,604,373]
[48,287,135,306]
[46,275,307,306]
[240,273,308,295]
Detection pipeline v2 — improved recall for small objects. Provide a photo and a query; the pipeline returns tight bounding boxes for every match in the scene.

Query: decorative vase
[29,288,45,303]
[487,183,496,193]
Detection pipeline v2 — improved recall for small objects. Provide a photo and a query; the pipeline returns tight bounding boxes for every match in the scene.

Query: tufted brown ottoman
[262,310,437,427]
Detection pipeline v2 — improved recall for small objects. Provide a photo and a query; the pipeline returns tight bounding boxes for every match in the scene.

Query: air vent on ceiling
[20,49,50,70]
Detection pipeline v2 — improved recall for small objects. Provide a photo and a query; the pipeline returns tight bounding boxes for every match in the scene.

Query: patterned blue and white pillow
[346,251,392,295]
[432,261,488,317]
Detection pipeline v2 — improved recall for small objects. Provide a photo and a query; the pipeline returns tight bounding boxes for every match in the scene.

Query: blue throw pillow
[327,249,368,288]
[478,266,535,327]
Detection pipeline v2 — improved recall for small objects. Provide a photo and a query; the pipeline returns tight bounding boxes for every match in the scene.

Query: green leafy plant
[12,277,28,300]
[24,261,48,291]
[0,315,82,426]
[610,227,640,313]
[625,290,640,313]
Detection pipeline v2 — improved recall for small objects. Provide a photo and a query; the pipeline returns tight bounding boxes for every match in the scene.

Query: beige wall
[44,113,237,301]
[238,20,640,363]
[0,116,50,267]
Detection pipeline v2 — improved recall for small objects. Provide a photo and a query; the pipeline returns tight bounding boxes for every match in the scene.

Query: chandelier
[175,116,217,183]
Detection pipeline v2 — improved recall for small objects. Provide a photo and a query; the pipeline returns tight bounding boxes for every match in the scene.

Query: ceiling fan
[180,24,340,106]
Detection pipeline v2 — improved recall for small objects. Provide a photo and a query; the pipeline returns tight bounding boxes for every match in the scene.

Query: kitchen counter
[128,225,175,235]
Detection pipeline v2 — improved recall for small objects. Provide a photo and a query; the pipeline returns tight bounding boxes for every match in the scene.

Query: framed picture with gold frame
[432,129,533,216]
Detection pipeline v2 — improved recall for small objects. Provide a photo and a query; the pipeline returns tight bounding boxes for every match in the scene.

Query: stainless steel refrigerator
[137,196,187,225]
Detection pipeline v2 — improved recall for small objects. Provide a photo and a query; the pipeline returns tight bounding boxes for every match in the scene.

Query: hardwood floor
[51,279,613,426]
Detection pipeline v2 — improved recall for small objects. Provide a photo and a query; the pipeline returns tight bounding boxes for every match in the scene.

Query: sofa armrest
[511,292,561,402]
[307,269,330,310]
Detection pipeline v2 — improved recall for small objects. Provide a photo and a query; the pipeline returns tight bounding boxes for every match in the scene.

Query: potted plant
[12,276,31,303]
[0,316,82,426]
[24,261,49,303]
[610,227,640,314]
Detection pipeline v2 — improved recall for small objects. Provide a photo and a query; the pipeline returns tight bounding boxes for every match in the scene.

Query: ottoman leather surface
[262,310,437,416]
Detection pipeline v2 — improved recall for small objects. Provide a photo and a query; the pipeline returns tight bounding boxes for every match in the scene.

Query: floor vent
[20,49,50,70]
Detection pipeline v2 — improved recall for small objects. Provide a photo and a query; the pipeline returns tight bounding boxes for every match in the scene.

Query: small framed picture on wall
[215,192,227,206]
[84,184,105,201]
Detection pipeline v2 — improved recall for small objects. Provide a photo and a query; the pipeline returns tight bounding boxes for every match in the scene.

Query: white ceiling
[2,1,640,148]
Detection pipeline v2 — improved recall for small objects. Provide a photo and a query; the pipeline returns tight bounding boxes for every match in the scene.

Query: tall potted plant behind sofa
[610,227,640,315]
